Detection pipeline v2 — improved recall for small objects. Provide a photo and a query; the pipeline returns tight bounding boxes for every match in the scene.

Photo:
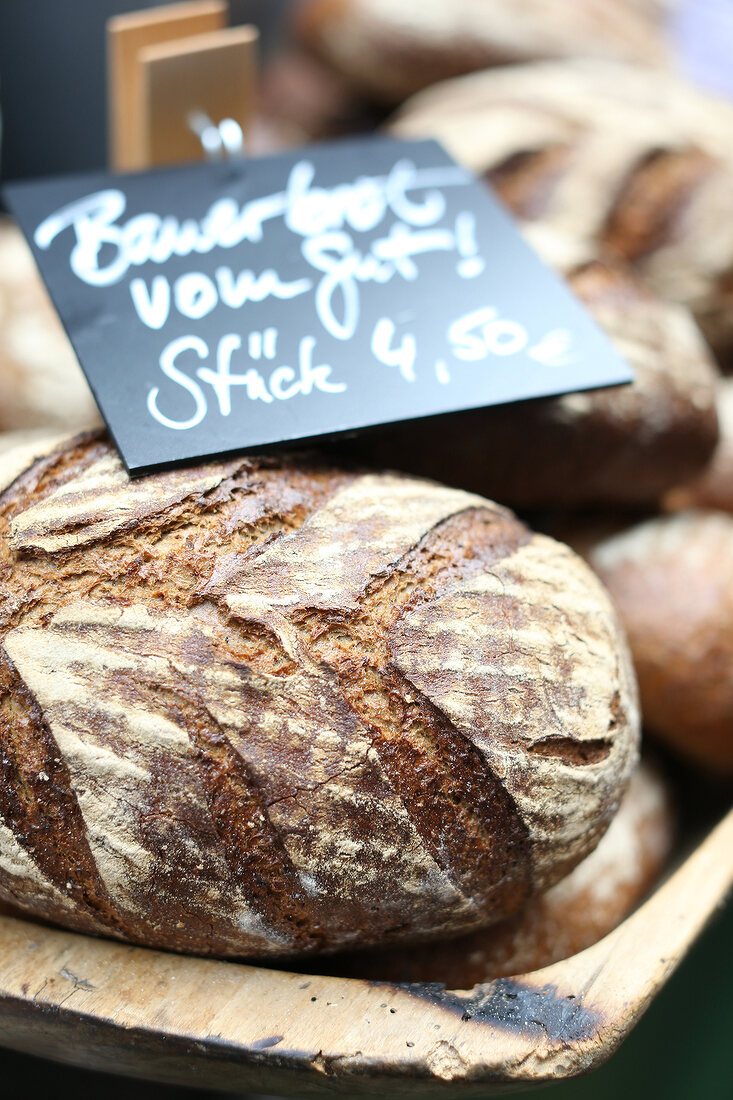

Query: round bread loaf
[326,760,674,985]
[0,221,102,432]
[0,430,639,957]
[666,379,733,514]
[295,0,668,104]
[332,258,719,508]
[390,60,733,365]
[590,511,733,773]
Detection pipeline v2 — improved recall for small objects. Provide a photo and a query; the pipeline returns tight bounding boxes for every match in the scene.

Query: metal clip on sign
[107,0,257,171]
[188,110,245,162]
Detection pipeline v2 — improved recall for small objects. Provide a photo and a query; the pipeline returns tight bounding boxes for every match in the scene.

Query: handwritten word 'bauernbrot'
[33,160,470,286]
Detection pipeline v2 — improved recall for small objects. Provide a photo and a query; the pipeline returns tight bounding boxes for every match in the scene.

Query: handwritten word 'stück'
[5,138,633,474]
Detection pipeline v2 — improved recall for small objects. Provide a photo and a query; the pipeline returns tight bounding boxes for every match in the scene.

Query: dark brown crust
[666,379,733,512]
[602,149,718,261]
[258,43,388,142]
[591,512,733,774]
[126,673,325,951]
[0,651,123,938]
[0,434,637,956]
[293,509,535,914]
[0,440,363,953]
[488,147,572,220]
[320,761,673,985]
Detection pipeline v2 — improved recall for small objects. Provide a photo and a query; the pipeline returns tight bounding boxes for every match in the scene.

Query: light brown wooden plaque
[0,808,730,1095]
[107,0,226,171]
[139,25,258,169]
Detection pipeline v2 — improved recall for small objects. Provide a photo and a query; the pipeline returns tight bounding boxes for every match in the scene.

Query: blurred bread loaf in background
[590,511,733,773]
[294,0,669,104]
[0,220,101,432]
[666,378,733,513]
[390,60,733,367]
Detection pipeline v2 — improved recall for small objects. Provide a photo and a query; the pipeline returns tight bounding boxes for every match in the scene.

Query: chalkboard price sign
[5,137,632,475]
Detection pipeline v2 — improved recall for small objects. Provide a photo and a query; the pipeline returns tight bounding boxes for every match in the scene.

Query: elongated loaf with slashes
[333,258,719,508]
[391,60,733,365]
[0,430,639,957]
[295,0,668,104]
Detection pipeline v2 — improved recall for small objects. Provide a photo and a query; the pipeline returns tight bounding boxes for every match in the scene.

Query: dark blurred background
[0,0,288,189]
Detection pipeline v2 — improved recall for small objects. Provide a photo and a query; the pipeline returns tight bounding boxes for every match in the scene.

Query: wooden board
[0,807,730,1095]
[139,26,258,168]
[107,0,226,171]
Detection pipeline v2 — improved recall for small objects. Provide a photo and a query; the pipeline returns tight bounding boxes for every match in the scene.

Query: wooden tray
[0,807,730,1097]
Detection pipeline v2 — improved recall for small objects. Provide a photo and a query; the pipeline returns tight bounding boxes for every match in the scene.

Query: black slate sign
[5,137,633,475]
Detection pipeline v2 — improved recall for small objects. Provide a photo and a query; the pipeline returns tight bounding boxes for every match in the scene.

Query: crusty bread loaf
[390,60,733,365]
[666,379,733,514]
[326,759,674,985]
[295,0,668,103]
[0,429,639,957]
[591,511,733,773]
[332,259,719,508]
[0,221,102,432]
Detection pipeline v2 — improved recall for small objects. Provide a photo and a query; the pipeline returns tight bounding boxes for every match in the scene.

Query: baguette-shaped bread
[0,221,102,431]
[0,430,639,956]
[333,259,719,508]
[391,60,733,365]
[591,511,733,773]
[295,0,668,103]
[326,760,674,985]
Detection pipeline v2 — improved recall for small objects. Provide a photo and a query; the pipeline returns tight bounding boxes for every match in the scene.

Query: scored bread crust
[325,759,674,986]
[0,431,639,956]
[295,0,668,103]
[390,60,733,364]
